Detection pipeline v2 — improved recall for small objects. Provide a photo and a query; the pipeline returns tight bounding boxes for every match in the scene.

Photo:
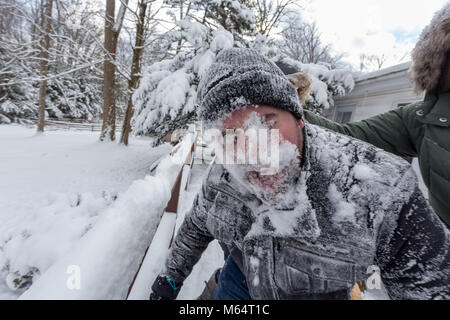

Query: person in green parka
[302,3,450,227]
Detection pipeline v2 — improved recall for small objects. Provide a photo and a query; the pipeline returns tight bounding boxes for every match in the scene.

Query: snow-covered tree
[0,0,38,124]
[276,12,346,69]
[192,0,255,38]
[249,0,300,36]
[165,0,255,39]
[273,55,355,114]
[132,26,235,145]
[132,0,353,144]
[44,75,103,120]
[247,32,355,115]
[132,0,255,146]
[0,0,105,124]
[0,38,37,124]
[359,53,388,72]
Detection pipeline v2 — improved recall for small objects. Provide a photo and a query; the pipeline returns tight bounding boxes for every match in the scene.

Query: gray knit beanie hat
[196,48,303,125]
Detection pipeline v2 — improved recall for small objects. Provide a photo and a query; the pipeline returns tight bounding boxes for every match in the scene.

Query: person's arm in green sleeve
[303,107,418,158]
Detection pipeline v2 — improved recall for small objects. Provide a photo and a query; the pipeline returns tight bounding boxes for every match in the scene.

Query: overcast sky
[301,0,449,70]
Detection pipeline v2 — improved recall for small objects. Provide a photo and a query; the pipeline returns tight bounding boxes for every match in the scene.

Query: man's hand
[149,275,182,300]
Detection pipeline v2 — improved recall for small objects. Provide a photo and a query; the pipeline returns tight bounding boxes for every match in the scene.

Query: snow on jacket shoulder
[164,123,450,300]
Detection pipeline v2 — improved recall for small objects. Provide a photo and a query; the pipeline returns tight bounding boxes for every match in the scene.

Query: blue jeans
[213,255,252,300]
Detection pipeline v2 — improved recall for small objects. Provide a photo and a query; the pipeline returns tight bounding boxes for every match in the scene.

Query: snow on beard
[217,111,302,205]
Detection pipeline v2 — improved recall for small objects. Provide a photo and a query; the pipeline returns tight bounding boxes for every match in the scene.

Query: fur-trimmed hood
[410,2,450,93]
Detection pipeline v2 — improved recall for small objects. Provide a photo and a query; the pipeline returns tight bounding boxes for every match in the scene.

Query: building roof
[354,61,412,83]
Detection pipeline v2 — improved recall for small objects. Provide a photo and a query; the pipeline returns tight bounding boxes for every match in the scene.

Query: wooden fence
[126,127,198,299]
[44,119,123,132]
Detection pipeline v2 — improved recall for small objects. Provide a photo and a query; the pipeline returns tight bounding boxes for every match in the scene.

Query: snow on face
[216,105,303,204]
[246,168,321,240]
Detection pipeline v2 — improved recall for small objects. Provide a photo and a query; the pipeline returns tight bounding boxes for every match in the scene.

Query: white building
[326,62,425,123]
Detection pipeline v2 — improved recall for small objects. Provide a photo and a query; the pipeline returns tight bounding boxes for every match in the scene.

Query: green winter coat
[304,90,450,226]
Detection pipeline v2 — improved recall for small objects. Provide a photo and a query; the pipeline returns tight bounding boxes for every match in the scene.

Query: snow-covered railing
[18,127,197,300]
[126,127,198,300]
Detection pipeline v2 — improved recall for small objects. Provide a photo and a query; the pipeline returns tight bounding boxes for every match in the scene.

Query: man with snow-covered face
[150,48,450,301]
[219,105,305,205]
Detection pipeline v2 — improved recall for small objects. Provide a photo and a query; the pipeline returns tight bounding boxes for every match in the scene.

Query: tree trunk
[100,0,116,141]
[100,0,129,142]
[120,1,148,145]
[37,0,53,133]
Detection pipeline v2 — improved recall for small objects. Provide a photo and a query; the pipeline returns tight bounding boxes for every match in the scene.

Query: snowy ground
[0,125,171,299]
